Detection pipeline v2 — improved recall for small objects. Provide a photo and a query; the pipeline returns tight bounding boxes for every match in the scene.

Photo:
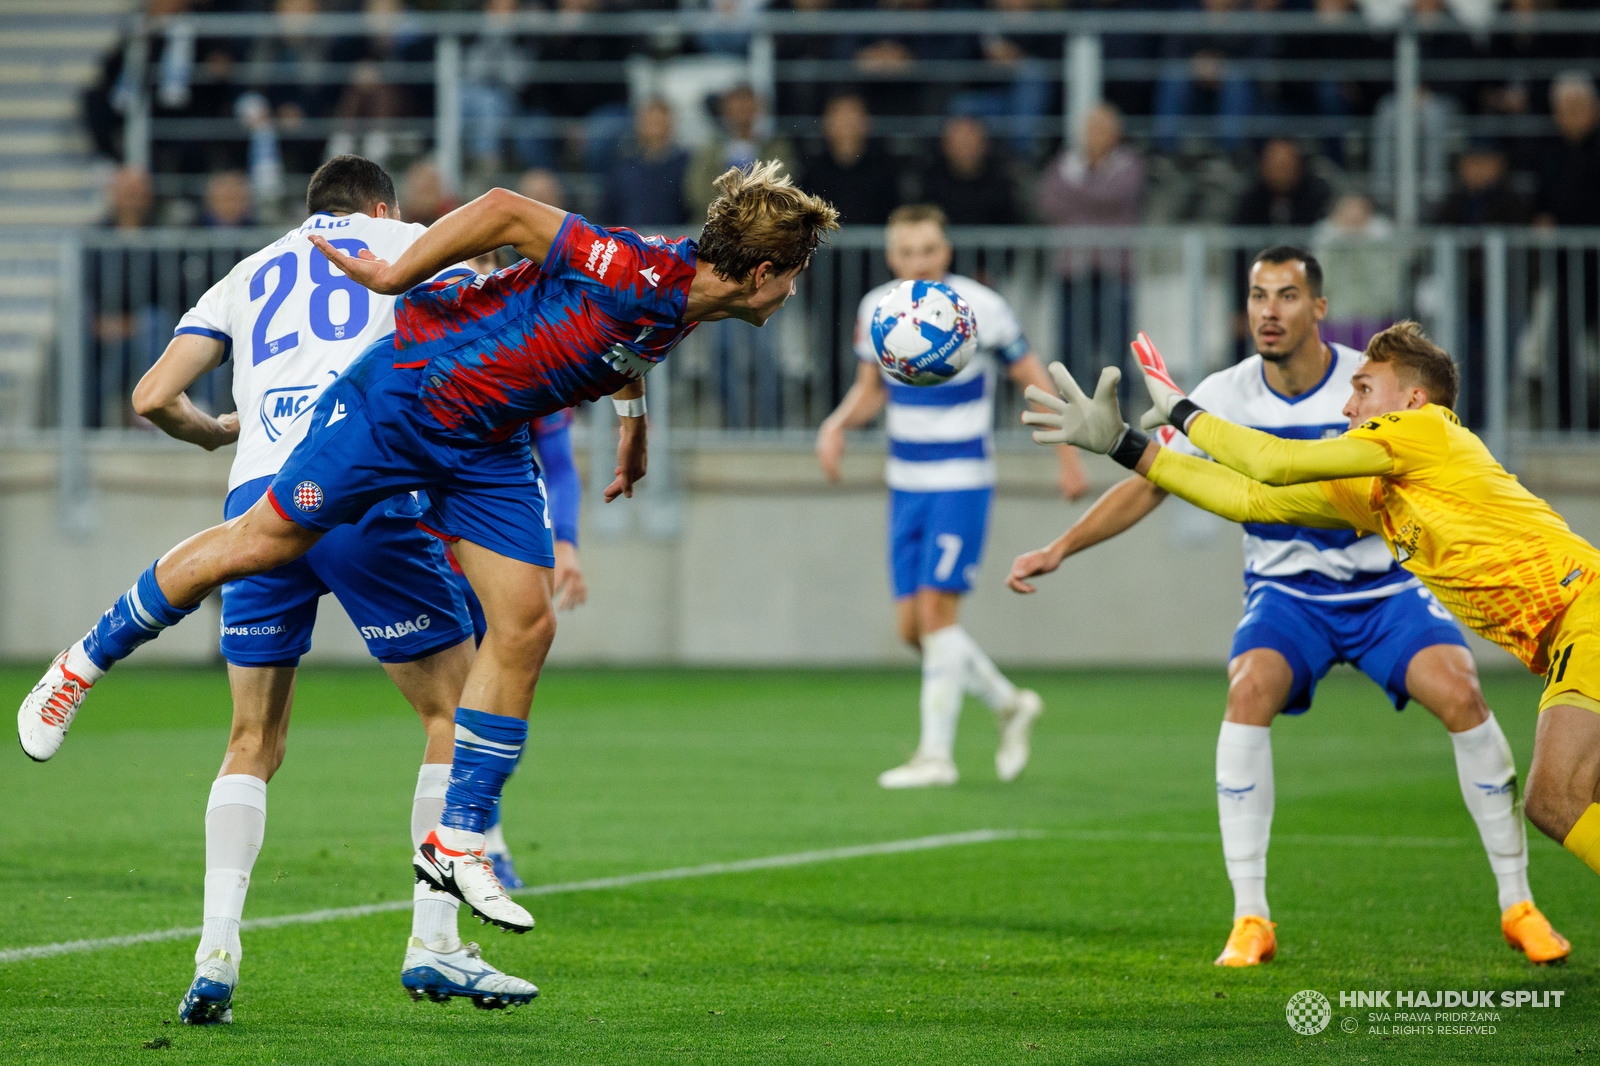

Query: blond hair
[698,161,840,282]
[886,203,948,233]
[1364,320,1460,410]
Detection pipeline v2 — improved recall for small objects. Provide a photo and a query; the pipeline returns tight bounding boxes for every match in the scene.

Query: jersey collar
[1260,343,1338,406]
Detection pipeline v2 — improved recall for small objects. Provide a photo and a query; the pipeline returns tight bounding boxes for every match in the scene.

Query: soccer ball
[870,279,977,386]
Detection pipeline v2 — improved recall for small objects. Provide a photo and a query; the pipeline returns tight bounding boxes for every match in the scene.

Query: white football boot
[401,937,539,1009]
[178,948,237,1025]
[878,753,959,789]
[414,830,535,933]
[18,649,96,762]
[994,689,1043,783]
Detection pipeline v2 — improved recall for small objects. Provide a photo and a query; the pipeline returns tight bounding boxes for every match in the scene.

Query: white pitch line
[0,828,1035,966]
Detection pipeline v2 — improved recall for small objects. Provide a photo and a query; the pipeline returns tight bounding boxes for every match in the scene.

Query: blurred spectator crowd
[84,0,1600,238]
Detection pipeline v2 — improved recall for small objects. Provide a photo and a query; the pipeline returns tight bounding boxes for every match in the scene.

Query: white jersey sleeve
[952,277,1028,365]
[175,276,236,358]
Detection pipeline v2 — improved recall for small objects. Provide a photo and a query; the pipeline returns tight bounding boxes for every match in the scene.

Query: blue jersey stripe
[889,438,989,462]
[1245,568,1409,597]
[1247,422,1349,440]
[1242,522,1364,549]
[886,376,986,406]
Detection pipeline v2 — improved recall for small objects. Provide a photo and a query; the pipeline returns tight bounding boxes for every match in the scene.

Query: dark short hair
[1250,244,1323,298]
[1364,320,1460,410]
[306,155,397,216]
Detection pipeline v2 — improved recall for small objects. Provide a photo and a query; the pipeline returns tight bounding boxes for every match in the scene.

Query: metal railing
[108,9,1600,228]
[51,222,1600,456]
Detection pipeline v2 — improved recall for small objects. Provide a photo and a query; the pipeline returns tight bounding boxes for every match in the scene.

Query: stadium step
[0,0,135,428]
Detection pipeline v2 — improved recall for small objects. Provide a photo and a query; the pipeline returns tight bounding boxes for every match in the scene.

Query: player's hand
[605,419,647,501]
[1021,363,1126,453]
[1007,544,1063,594]
[816,421,845,482]
[308,235,404,295]
[211,411,241,449]
[552,540,587,610]
[1131,332,1198,429]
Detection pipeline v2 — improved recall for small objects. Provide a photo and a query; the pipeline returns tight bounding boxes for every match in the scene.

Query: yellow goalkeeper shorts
[1539,581,1600,716]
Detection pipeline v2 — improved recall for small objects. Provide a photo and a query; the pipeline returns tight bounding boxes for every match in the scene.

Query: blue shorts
[266,338,555,569]
[219,476,474,666]
[453,568,486,646]
[888,488,993,599]
[1232,582,1470,713]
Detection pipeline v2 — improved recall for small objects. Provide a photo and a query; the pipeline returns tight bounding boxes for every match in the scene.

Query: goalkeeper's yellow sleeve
[1145,446,1357,529]
[1186,412,1394,486]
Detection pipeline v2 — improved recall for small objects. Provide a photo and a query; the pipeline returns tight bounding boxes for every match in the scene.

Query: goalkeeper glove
[1131,331,1205,433]
[1022,362,1151,469]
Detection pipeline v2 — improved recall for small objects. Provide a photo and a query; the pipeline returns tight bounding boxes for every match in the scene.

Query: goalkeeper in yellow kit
[1023,321,1600,911]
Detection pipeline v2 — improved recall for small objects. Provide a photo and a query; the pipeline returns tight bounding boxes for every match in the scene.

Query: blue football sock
[82,562,199,671]
[441,708,527,834]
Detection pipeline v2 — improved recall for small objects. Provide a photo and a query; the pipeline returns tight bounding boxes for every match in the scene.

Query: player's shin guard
[1449,713,1532,911]
[198,775,266,966]
[1216,721,1273,921]
[918,627,966,761]
[412,763,462,951]
[438,709,528,845]
[1564,804,1600,877]
[82,561,199,671]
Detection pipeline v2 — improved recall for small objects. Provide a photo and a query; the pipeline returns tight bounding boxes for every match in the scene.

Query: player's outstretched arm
[310,188,567,296]
[816,361,887,483]
[1007,477,1166,594]
[1135,443,1353,529]
[1128,333,1392,485]
[131,333,239,451]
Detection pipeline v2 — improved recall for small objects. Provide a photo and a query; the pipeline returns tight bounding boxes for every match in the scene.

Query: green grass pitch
[0,664,1594,1064]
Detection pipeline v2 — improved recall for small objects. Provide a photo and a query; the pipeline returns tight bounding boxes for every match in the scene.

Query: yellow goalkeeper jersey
[1167,405,1600,672]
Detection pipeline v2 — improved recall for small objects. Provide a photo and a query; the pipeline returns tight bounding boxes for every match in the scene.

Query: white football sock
[64,641,105,684]
[1449,713,1532,912]
[411,763,461,952]
[197,774,266,966]
[917,626,966,761]
[484,821,511,859]
[1216,721,1273,921]
[945,626,1019,712]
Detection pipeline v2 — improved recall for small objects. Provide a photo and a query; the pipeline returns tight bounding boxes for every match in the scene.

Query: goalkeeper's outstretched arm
[1184,412,1393,485]
[1133,441,1355,529]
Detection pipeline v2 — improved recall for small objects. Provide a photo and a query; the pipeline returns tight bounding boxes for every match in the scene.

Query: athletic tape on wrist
[613,396,647,418]
[1170,398,1204,433]
[1110,425,1151,470]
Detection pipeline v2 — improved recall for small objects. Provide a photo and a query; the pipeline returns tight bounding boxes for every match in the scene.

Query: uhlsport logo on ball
[294,481,324,513]
[1286,990,1332,1035]
[870,279,977,387]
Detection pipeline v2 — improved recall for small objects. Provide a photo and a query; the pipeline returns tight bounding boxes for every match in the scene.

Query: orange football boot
[1214,915,1277,967]
[1502,901,1571,965]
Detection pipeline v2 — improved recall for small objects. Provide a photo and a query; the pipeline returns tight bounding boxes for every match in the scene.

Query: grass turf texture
[0,665,1593,1065]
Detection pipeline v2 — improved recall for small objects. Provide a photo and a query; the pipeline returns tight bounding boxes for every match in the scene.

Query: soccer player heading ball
[1026,314,1600,950]
[818,205,1089,789]
[20,160,839,992]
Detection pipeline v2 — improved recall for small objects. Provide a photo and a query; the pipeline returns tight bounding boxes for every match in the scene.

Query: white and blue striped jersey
[1166,342,1417,601]
[175,212,471,492]
[853,273,1029,492]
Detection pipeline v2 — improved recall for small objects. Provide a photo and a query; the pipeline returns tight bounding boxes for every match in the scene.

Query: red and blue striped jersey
[394,213,698,444]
